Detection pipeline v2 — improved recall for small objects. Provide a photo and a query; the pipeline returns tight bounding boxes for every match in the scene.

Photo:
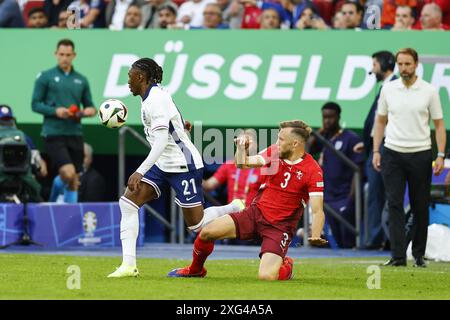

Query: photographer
[0,104,46,202]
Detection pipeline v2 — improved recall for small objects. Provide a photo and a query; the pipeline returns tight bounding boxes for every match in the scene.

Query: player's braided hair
[132,58,163,84]
[279,120,312,142]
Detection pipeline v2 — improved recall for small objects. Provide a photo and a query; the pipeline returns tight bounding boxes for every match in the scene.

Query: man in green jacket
[31,38,96,202]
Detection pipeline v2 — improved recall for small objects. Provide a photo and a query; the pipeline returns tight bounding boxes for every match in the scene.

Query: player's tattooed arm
[308,195,328,247]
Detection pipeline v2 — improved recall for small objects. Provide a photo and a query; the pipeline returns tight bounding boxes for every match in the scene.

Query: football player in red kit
[168,120,328,280]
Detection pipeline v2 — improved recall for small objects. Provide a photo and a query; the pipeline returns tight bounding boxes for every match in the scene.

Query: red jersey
[213,160,264,205]
[255,145,324,224]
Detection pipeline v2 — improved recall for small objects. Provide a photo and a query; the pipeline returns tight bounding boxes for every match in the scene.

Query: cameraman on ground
[0,104,47,202]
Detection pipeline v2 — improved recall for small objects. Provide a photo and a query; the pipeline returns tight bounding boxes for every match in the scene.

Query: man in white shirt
[107,58,243,278]
[177,0,216,28]
[373,48,446,268]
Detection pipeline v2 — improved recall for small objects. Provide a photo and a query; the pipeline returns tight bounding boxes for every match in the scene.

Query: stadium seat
[22,0,45,26]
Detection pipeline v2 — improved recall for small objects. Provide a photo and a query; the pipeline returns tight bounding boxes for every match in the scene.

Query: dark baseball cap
[0,104,14,120]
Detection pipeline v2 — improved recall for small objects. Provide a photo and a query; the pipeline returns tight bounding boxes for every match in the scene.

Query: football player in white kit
[108,58,244,278]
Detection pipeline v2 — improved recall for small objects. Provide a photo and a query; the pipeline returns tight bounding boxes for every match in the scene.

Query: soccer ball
[98,99,128,128]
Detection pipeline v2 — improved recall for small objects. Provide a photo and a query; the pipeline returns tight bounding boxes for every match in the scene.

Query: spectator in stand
[177,0,216,28]
[67,0,90,26]
[280,0,319,28]
[391,5,416,30]
[124,4,143,28]
[44,0,73,27]
[423,0,450,26]
[141,0,177,28]
[238,0,295,28]
[203,130,264,207]
[190,3,230,28]
[106,0,145,30]
[341,0,364,29]
[68,0,107,28]
[332,10,347,28]
[157,4,178,28]
[219,0,243,28]
[381,0,417,29]
[295,5,328,29]
[27,7,49,28]
[54,9,70,28]
[0,0,25,27]
[418,3,449,29]
[259,7,281,28]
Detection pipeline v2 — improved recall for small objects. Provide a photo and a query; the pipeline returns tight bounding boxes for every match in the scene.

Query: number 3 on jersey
[280,172,291,188]
[182,178,197,196]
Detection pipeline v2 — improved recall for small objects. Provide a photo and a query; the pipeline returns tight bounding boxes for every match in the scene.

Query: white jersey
[140,85,203,173]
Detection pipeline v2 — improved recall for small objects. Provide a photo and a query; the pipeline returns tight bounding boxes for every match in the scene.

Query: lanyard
[233,168,254,200]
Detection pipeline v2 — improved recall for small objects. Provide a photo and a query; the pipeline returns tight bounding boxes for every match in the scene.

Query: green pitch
[1,254,449,300]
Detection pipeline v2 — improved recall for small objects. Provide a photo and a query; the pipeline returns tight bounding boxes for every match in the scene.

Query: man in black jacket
[363,50,396,250]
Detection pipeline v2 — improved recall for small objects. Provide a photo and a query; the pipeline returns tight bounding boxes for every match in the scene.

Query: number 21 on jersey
[182,178,197,195]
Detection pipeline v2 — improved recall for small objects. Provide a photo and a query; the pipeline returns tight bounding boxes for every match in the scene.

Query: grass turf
[0,254,449,300]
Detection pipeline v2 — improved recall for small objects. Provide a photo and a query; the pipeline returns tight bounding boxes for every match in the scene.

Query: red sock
[278,262,292,280]
[189,236,214,273]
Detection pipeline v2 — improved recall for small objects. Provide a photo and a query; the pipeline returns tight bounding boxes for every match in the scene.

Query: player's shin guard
[189,235,214,274]
[119,197,139,267]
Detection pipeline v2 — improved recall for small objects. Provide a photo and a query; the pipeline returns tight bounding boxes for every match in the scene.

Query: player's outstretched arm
[234,136,265,169]
[308,195,328,247]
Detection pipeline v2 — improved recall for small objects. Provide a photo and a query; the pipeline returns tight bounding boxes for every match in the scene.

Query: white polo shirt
[377,77,443,153]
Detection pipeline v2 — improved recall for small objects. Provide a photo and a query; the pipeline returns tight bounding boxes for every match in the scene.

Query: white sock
[200,202,240,228]
[119,197,139,268]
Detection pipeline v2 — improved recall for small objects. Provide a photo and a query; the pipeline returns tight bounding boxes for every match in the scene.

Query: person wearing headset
[362,51,397,250]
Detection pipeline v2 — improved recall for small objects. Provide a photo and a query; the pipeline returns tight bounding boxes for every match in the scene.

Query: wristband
[437,152,445,158]
[373,150,380,153]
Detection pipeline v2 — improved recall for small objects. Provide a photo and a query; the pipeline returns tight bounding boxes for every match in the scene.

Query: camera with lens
[0,126,30,174]
[0,126,31,196]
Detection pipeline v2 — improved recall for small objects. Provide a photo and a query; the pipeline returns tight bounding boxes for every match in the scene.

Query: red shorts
[229,204,297,258]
